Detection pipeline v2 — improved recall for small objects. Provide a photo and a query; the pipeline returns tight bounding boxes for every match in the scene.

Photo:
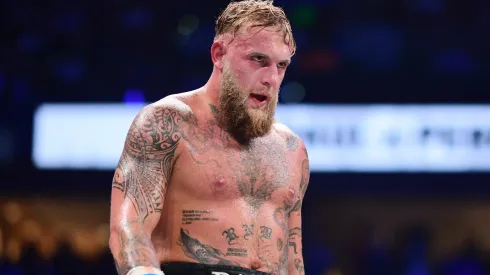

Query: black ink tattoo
[288,199,302,217]
[294,259,305,275]
[115,220,160,275]
[286,134,299,152]
[222,228,239,245]
[242,224,254,240]
[289,227,302,255]
[209,104,219,116]
[260,226,272,240]
[257,238,280,275]
[178,109,290,214]
[181,209,218,225]
[225,248,248,257]
[299,158,310,199]
[277,238,284,251]
[235,140,290,213]
[112,105,183,221]
[273,208,287,230]
[272,207,289,274]
[178,228,241,266]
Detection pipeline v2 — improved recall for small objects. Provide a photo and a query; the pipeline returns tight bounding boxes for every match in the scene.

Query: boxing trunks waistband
[161,262,273,275]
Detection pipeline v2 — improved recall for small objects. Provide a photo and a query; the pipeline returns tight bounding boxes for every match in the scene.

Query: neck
[200,68,222,110]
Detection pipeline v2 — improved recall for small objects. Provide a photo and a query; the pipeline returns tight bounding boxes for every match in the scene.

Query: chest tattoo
[181,119,291,212]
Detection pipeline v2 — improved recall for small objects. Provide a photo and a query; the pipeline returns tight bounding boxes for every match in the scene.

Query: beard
[216,66,278,144]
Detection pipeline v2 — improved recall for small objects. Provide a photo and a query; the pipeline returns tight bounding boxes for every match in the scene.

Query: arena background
[2,0,490,274]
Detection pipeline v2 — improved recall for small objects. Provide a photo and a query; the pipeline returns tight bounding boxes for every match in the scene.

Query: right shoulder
[132,94,196,127]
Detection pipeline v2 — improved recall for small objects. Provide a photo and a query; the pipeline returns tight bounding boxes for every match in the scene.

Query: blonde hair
[214,0,296,55]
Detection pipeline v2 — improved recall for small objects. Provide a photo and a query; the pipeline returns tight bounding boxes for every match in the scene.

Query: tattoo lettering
[242,224,254,240]
[112,106,183,221]
[181,209,218,225]
[115,221,159,275]
[294,259,305,275]
[225,248,248,257]
[260,226,272,240]
[222,228,239,245]
[178,228,241,266]
[277,238,284,251]
[289,227,302,255]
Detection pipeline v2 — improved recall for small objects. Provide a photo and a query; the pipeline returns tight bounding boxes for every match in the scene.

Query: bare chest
[172,132,297,211]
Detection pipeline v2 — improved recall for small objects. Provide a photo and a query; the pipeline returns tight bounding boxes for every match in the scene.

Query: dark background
[1,0,490,274]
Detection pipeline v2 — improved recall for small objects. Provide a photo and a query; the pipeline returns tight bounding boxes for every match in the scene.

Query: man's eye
[278,62,288,69]
[252,55,264,62]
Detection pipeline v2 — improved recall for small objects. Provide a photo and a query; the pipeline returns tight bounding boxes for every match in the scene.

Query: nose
[261,66,280,90]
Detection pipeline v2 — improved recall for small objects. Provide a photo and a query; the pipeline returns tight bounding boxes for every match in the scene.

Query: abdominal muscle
[154,200,289,274]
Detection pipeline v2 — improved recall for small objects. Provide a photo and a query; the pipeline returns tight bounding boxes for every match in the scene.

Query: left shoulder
[272,122,307,156]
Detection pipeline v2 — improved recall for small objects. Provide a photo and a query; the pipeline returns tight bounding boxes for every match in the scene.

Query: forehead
[228,26,292,59]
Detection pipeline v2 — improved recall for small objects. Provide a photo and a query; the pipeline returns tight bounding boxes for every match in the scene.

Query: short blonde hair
[215,0,296,55]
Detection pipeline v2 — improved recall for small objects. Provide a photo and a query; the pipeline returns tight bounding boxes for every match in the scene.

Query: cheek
[233,69,256,89]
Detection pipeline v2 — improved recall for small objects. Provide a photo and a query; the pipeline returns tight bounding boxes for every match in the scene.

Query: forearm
[289,255,305,275]
[110,222,160,275]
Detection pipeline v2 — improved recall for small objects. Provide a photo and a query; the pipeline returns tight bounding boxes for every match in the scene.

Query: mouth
[249,93,268,103]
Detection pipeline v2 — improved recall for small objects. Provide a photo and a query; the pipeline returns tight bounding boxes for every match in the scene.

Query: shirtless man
[109,1,310,275]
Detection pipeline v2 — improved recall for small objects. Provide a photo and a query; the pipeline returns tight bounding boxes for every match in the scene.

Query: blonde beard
[217,66,277,144]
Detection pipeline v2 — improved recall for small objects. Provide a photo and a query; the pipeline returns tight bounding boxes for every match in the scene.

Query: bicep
[110,104,183,233]
[287,140,309,274]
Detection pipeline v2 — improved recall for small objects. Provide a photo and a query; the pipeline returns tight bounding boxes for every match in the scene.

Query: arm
[288,140,310,275]
[109,103,183,275]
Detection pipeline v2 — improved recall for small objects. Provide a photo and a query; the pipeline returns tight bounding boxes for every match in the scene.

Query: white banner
[32,103,490,172]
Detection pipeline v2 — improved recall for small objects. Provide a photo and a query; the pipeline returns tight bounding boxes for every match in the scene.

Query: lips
[249,93,268,103]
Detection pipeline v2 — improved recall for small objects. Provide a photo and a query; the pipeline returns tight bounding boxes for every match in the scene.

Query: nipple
[211,177,227,197]
[288,187,296,199]
[215,178,226,188]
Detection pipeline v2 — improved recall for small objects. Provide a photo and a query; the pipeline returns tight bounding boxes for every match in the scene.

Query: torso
[151,93,302,275]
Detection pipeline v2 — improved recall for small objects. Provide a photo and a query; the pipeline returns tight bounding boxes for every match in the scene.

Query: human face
[217,26,292,142]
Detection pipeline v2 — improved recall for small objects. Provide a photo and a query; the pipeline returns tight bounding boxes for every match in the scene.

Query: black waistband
[161,262,272,275]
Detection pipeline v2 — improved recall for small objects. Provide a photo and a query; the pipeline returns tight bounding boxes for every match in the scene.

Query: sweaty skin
[109,27,309,275]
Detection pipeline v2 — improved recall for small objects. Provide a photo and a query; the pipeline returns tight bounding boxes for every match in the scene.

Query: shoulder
[132,93,197,126]
[273,121,309,167]
[273,122,305,153]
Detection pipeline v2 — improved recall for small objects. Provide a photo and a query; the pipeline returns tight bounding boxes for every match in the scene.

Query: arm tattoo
[112,106,182,221]
[288,227,302,255]
[294,259,305,275]
[112,106,184,274]
[115,220,160,275]
[299,158,310,199]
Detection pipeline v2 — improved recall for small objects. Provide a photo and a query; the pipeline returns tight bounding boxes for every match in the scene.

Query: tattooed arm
[288,140,310,275]
[109,102,183,275]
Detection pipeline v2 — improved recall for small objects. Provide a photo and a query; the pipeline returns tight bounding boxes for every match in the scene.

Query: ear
[211,40,226,70]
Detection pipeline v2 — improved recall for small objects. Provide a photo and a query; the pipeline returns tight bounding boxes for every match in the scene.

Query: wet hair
[214,0,296,55]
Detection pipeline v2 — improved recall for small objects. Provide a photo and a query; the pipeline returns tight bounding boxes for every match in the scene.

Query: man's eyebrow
[250,52,290,64]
